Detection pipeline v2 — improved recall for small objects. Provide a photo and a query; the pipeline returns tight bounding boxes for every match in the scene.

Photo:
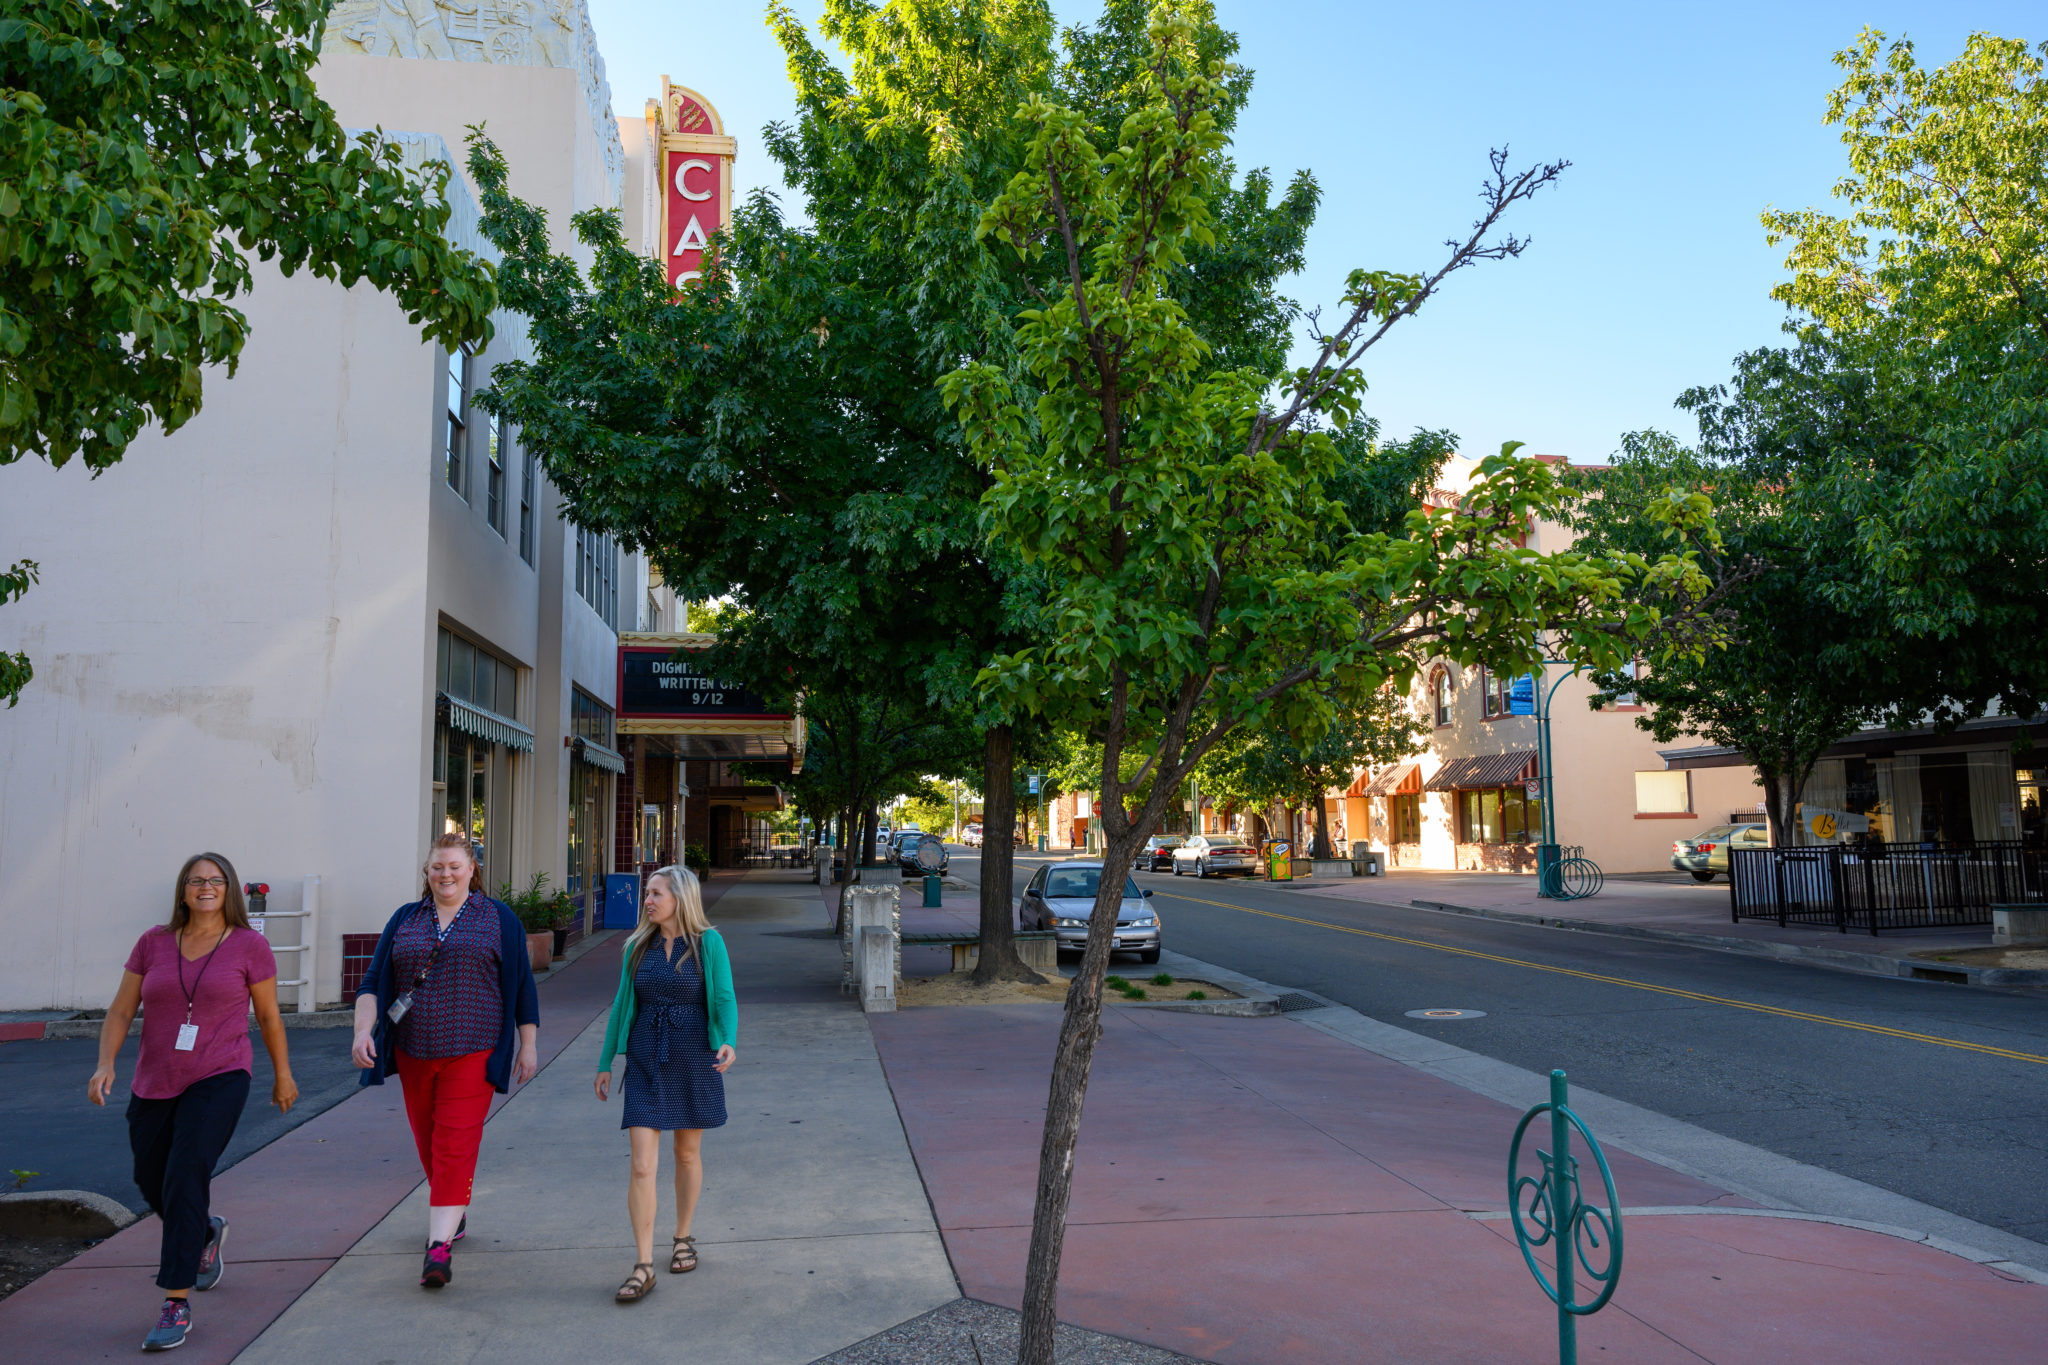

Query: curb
[1372,893,2048,990]
[0,1189,138,1239]
[1160,947,2048,1280]
[1121,950,1281,1016]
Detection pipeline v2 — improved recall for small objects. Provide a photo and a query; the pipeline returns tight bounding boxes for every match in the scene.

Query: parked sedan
[1170,834,1258,878]
[1019,861,1161,963]
[1142,834,1185,871]
[963,823,983,848]
[1671,823,1768,881]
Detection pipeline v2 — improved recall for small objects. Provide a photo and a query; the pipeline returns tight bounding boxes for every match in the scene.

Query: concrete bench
[901,930,1058,973]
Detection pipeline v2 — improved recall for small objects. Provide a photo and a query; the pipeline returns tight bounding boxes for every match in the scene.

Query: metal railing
[1730,842,2046,934]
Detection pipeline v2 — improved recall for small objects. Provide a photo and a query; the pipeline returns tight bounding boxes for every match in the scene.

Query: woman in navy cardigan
[352,832,538,1289]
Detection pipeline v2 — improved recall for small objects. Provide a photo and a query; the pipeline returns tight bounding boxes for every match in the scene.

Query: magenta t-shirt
[123,926,277,1100]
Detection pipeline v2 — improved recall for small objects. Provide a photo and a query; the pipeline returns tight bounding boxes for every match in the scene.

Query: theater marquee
[652,79,735,291]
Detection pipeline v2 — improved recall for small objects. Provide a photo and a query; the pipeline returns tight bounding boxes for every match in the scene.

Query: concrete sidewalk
[236,870,957,1364]
[870,986,2048,1363]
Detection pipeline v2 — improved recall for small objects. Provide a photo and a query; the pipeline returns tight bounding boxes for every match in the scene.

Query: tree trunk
[973,723,1035,984]
[1311,789,1334,859]
[1016,829,1147,1365]
[857,806,879,879]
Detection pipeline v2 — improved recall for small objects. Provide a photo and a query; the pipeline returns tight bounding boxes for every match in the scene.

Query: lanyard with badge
[174,927,230,1052]
[386,899,463,1025]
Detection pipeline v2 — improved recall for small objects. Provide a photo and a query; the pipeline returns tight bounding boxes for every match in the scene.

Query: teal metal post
[922,873,943,908]
[1547,1071,1578,1360]
[1534,666,1578,898]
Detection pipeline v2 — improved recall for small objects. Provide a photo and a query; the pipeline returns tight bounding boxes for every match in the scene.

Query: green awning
[575,738,626,774]
[441,693,535,753]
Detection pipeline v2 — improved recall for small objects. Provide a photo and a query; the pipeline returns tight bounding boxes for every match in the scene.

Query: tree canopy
[0,0,498,702]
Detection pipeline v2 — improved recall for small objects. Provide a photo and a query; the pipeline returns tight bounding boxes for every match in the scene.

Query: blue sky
[585,1,2040,463]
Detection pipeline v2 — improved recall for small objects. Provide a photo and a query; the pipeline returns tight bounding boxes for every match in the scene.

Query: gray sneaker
[195,1217,227,1291]
[142,1298,191,1352]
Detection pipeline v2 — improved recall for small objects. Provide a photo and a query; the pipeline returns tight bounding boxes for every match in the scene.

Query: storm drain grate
[1272,992,1329,1013]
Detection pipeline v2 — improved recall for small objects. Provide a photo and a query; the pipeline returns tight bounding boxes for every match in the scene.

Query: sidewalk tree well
[464,0,1318,986]
[942,18,1722,1360]
[0,0,497,704]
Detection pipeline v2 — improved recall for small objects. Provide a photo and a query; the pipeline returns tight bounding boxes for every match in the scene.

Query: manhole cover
[1272,992,1329,1013]
[1404,1008,1487,1020]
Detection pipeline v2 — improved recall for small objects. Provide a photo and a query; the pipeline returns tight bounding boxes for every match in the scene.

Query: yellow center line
[1154,890,2048,1065]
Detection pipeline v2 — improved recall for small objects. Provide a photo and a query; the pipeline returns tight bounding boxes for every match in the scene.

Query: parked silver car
[1170,834,1257,878]
[1019,861,1161,963]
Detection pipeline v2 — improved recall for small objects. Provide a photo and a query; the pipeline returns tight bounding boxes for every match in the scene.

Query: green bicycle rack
[1510,1070,1623,1365]
[1537,844,1604,901]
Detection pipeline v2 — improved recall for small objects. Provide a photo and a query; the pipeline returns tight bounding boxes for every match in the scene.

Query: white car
[963,823,984,848]
[1019,861,1161,963]
[1170,834,1258,878]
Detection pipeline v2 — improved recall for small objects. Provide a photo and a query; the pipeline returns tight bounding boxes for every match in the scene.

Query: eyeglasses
[184,876,228,890]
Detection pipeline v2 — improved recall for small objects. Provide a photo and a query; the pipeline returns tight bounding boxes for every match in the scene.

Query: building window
[1611,659,1641,706]
[1389,792,1422,844]
[1432,671,1451,727]
[566,688,616,910]
[518,439,536,564]
[575,526,618,629]
[1457,786,1542,843]
[434,626,520,888]
[444,349,469,498]
[1478,667,1505,718]
[1634,770,1691,815]
[485,413,505,536]
[571,687,614,746]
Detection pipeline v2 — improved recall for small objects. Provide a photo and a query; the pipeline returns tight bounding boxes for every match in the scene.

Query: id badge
[386,991,413,1025]
[175,1022,199,1052]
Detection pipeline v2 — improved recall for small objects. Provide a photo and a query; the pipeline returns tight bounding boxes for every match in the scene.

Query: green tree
[1762,29,2048,716]
[465,0,1320,983]
[0,0,498,704]
[1202,687,1425,857]
[945,18,1717,1359]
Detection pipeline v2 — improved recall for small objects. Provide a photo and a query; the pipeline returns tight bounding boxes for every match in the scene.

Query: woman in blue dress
[593,864,737,1303]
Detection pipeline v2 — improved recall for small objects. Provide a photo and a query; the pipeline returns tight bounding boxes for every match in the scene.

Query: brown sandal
[669,1236,698,1274]
[615,1262,656,1302]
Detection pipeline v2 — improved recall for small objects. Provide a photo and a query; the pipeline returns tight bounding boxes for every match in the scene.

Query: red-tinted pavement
[870,1002,2048,1363]
[0,875,738,1365]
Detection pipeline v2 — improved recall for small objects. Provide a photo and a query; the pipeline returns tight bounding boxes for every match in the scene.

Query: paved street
[959,849,2048,1246]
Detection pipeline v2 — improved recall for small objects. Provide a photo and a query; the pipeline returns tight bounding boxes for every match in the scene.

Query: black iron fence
[1730,842,2046,934]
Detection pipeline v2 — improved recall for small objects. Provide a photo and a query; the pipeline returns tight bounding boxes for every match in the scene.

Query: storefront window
[433,626,520,888]
[1457,786,1541,843]
[2020,770,2044,847]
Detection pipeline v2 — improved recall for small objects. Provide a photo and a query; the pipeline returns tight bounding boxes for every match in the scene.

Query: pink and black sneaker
[420,1241,453,1289]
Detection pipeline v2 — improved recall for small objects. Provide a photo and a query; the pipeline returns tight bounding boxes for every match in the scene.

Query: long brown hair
[169,852,251,933]
[421,831,486,901]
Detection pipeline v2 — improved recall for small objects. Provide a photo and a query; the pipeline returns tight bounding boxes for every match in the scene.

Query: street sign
[1028,774,1040,794]
[914,835,946,873]
[1509,674,1537,715]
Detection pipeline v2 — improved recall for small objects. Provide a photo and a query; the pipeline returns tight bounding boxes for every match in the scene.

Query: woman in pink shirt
[87,852,298,1353]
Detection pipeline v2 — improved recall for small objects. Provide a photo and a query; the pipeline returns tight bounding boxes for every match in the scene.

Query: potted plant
[683,843,710,878]
[547,890,576,961]
[499,872,557,973]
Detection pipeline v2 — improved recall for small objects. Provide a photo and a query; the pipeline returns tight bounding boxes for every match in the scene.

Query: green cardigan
[597,928,738,1074]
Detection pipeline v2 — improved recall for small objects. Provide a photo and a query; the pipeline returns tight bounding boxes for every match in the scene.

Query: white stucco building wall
[0,5,644,1010]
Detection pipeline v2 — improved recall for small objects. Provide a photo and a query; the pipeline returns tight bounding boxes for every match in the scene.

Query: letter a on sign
[673,214,709,257]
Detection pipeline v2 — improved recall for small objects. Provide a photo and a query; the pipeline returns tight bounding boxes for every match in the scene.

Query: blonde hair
[421,830,484,901]
[624,864,710,976]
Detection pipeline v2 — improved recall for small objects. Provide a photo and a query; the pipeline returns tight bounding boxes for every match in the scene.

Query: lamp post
[1027,771,1047,852]
[1527,662,1588,898]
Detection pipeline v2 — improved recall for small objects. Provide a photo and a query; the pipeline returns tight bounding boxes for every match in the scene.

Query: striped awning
[440,693,535,753]
[1359,761,1422,797]
[574,737,627,774]
[1423,749,1538,792]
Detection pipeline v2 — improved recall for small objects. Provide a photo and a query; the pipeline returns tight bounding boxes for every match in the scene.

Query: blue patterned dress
[620,937,728,1132]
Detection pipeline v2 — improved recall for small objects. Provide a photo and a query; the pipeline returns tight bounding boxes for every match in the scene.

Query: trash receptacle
[1350,849,1383,877]
[1535,842,1562,898]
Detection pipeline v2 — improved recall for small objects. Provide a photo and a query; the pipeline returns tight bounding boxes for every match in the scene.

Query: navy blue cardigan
[355,898,540,1093]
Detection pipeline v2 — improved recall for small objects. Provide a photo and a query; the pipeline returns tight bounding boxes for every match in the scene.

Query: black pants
[126,1069,250,1290]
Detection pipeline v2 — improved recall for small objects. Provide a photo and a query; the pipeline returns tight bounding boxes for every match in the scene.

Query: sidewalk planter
[1992,905,2048,947]
[1310,859,1354,878]
[525,931,553,973]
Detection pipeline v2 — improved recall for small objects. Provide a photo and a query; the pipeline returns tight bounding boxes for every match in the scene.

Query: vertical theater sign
[652,79,735,290]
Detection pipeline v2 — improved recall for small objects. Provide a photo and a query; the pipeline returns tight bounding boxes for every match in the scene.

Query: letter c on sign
[675,159,714,201]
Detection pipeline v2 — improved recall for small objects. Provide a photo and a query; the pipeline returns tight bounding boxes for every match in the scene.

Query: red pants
[394,1049,493,1205]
